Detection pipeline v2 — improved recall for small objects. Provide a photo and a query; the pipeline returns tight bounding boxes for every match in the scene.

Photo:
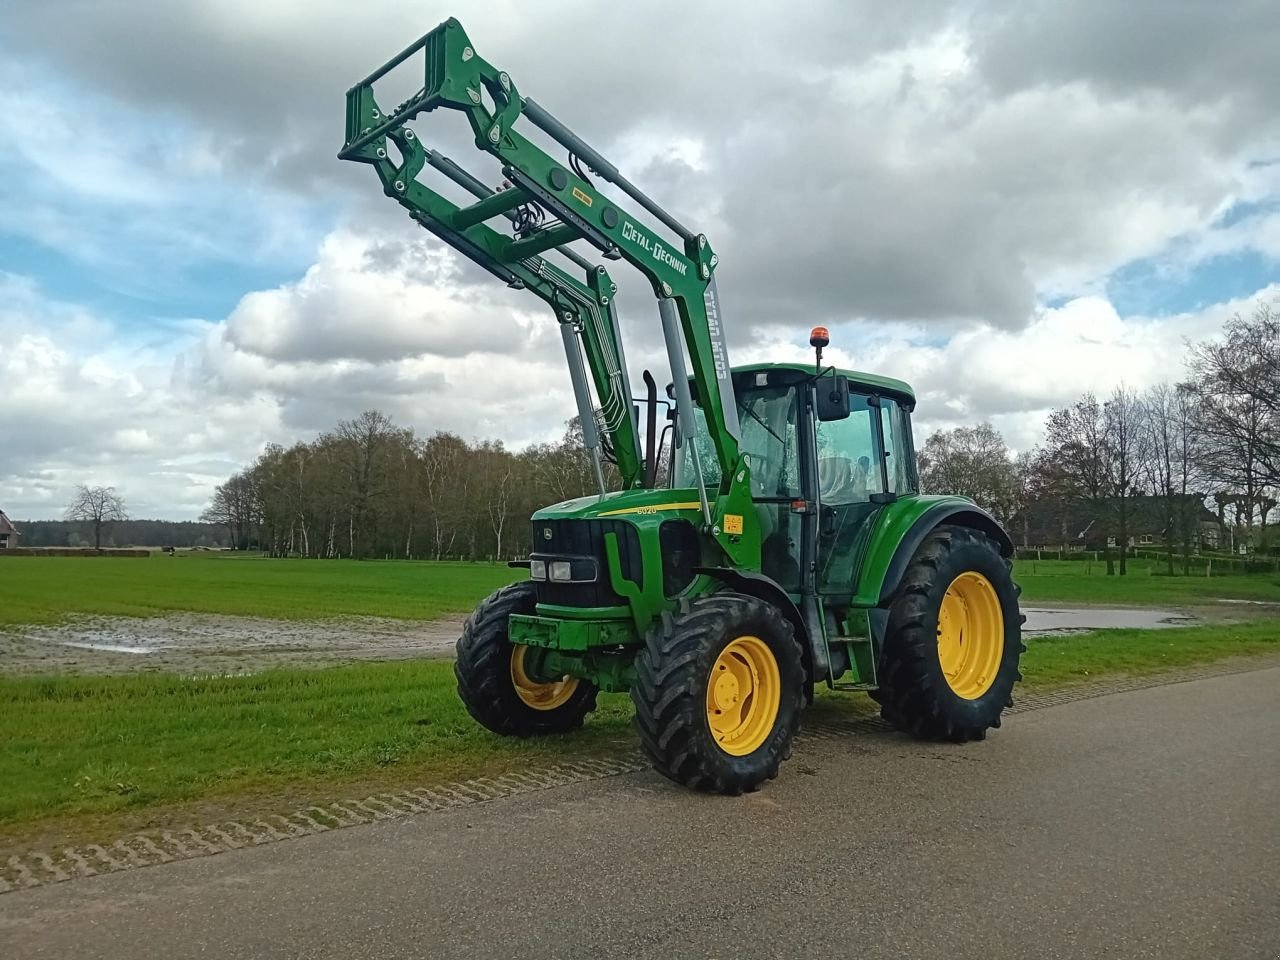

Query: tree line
[203,302,1278,568]
[201,412,606,560]
[918,302,1280,574]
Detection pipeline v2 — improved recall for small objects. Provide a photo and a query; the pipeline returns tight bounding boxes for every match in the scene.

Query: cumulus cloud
[0,230,598,517]
[2,1,1279,517]
[222,231,534,363]
[744,285,1280,450]
[6,1,1277,329]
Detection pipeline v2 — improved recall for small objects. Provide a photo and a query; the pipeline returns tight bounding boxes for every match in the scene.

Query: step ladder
[823,609,879,691]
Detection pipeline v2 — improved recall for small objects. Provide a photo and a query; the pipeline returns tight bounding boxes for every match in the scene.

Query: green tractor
[340,18,1024,793]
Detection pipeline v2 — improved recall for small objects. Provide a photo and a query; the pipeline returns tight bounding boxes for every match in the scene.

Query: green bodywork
[506,475,984,689]
[340,20,1009,694]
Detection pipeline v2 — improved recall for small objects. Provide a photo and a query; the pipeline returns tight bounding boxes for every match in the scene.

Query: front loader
[339,18,1024,793]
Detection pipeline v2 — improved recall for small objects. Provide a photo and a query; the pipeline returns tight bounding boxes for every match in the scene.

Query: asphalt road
[2,668,1277,960]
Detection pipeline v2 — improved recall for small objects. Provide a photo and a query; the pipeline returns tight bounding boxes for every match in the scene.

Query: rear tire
[455,582,598,736]
[872,525,1024,741]
[631,592,804,794]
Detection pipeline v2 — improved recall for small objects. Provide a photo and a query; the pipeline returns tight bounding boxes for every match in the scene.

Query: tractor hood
[533,487,704,521]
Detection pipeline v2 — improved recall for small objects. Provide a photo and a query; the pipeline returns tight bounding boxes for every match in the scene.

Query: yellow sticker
[723,514,744,535]
[571,186,593,207]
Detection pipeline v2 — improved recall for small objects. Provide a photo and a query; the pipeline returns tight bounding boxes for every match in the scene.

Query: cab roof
[731,362,915,401]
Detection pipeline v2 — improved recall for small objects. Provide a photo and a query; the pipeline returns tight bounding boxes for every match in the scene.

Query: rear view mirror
[816,374,851,421]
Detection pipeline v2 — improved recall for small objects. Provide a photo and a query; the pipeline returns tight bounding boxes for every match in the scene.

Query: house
[1010,495,1222,553]
[0,510,19,549]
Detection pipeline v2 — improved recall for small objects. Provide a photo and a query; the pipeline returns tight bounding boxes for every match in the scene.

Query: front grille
[659,519,700,597]
[529,518,643,607]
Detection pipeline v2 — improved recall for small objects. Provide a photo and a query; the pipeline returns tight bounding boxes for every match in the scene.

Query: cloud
[744,285,1280,450]
[0,229,597,518]
[220,230,539,363]
[1,1,1278,518]
[5,1,1277,331]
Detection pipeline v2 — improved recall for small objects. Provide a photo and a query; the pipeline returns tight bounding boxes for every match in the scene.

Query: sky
[2,0,1279,520]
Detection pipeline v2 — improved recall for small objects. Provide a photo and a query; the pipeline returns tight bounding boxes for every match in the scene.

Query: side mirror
[816,374,851,421]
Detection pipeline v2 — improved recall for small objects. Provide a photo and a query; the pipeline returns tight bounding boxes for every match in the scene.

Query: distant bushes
[1014,547,1279,576]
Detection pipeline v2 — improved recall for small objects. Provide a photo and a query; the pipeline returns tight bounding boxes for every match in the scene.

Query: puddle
[0,613,465,677]
[1023,607,1197,636]
[55,641,158,655]
[0,606,1204,676]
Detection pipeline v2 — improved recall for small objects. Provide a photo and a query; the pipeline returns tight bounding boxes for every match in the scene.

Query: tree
[64,485,129,549]
[1187,301,1280,551]
[917,423,1020,524]
[200,470,259,550]
[1103,385,1146,575]
[332,410,403,559]
[1034,393,1116,570]
[1141,383,1203,574]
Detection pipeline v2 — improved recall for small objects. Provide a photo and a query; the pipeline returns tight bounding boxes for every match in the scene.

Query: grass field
[1014,558,1280,604]
[0,553,521,626]
[4,553,1280,630]
[2,620,1277,835]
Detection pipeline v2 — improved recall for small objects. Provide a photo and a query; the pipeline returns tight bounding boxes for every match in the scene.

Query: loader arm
[339,17,757,567]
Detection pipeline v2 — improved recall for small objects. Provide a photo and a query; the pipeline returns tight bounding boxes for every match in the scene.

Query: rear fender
[872,501,1013,605]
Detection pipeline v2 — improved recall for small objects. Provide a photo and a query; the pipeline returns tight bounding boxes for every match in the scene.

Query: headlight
[549,560,573,582]
[529,559,547,581]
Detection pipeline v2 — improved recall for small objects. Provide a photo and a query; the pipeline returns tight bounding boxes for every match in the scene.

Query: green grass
[5,553,1280,631]
[2,620,1276,832]
[0,554,522,626]
[1018,619,1279,686]
[1014,558,1280,605]
[0,660,637,829]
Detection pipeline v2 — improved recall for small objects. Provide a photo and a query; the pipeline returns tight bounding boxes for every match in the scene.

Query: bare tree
[1187,301,1280,551]
[332,410,402,558]
[917,423,1020,524]
[421,432,470,560]
[1104,385,1146,575]
[200,471,259,550]
[1141,383,1206,574]
[65,485,129,549]
[1034,394,1115,568]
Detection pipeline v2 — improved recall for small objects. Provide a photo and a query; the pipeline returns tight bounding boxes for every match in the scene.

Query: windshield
[673,383,800,498]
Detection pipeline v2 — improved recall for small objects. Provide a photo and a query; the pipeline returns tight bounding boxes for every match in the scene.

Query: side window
[880,399,909,494]
[814,396,880,504]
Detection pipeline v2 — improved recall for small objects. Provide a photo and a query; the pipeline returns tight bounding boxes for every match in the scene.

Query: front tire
[631,592,804,794]
[455,582,598,736]
[872,525,1024,741]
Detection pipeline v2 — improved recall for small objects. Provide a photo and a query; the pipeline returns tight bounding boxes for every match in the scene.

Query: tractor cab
[674,362,916,596]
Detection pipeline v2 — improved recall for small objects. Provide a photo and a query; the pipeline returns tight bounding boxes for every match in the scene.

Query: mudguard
[876,502,1013,605]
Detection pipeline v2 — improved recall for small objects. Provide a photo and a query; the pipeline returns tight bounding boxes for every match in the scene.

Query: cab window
[815,395,880,504]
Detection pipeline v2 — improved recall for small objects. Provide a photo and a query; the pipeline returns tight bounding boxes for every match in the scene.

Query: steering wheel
[744,452,783,498]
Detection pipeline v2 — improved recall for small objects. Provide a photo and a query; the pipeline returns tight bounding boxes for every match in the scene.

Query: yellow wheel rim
[705,635,781,756]
[937,571,1005,700]
[510,646,580,711]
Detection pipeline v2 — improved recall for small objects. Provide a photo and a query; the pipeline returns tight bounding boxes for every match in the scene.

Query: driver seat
[818,456,858,504]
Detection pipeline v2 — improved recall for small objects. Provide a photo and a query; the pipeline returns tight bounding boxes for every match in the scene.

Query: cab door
[814,393,904,596]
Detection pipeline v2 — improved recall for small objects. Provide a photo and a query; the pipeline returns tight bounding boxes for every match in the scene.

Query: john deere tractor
[340,18,1024,793]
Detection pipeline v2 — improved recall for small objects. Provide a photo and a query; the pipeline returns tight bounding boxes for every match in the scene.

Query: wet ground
[0,603,1219,677]
[0,614,466,676]
[1022,606,1197,635]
